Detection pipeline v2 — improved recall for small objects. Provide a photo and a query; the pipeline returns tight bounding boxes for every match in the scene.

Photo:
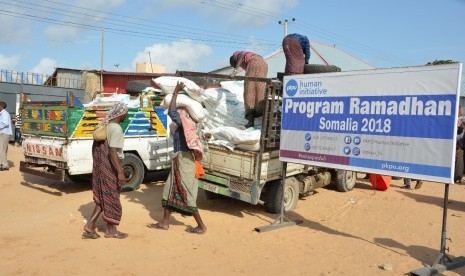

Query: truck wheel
[304,64,341,74]
[265,178,299,214]
[121,153,145,192]
[336,170,356,192]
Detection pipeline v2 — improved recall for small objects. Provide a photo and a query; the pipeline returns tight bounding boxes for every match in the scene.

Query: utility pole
[147,51,154,73]
[278,17,296,37]
[100,25,104,92]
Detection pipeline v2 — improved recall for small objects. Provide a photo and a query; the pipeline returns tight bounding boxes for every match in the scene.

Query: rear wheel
[264,178,299,214]
[121,153,145,192]
[336,170,356,192]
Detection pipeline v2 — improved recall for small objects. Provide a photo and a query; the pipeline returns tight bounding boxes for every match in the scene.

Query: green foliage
[425,60,459,65]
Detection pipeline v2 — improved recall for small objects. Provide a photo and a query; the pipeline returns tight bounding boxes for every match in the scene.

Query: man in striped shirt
[282,33,311,75]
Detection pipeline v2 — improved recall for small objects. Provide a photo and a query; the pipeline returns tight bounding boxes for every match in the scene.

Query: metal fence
[0,69,83,89]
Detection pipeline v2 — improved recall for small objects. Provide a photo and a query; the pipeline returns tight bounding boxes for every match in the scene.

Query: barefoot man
[148,81,207,234]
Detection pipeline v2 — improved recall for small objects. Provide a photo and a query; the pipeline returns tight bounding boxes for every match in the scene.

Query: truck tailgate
[22,135,67,162]
[202,145,258,180]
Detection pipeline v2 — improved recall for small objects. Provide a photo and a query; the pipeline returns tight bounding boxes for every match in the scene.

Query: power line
[37,0,277,44]
[0,8,279,50]
[191,0,412,66]
[0,0,412,67]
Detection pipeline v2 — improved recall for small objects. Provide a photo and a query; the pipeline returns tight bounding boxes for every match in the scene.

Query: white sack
[153,76,206,102]
[205,126,260,145]
[237,141,261,151]
[162,94,207,122]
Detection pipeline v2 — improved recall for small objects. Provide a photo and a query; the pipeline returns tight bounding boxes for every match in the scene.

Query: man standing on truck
[147,81,207,234]
[0,102,13,171]
[83,102,129,239]
[282,33,311,75]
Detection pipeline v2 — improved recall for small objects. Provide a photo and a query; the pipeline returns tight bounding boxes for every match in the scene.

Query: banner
[279,64,462,183]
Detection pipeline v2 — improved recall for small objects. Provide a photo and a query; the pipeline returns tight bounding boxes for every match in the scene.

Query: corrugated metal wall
[103,75,153,93]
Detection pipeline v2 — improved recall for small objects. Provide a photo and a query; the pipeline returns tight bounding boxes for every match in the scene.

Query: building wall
[82,71,100,103]
[0,82,85,114]
[55,70,83,89]
[136,63,166,73]
[103,75,154,94]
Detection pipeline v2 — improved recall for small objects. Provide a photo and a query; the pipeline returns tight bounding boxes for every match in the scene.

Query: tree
[426,59,459,65]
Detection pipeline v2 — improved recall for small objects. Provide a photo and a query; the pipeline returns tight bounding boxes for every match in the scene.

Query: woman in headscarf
[229,51,268,128]
[83,102,129,239]
[147,82,207,234]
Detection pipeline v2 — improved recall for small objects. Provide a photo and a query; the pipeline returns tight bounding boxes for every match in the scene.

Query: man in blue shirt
[283,33,311,75]
[0,102,13,170]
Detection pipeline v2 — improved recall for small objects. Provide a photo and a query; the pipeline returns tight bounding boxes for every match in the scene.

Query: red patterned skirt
[91,141,122,225]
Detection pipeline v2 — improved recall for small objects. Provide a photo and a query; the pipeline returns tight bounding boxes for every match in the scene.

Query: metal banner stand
[410,183,465,276]
[255,162,303,232]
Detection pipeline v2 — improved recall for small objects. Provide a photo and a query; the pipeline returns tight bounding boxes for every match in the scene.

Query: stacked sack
[154,76,261,151]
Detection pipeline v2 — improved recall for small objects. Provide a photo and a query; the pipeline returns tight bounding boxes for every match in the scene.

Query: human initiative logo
[285,79,299,97]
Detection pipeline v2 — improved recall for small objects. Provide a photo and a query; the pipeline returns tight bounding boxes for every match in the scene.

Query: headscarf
[99,102,128,126]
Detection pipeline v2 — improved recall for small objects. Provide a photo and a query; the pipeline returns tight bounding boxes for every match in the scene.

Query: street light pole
[278,18,296,37]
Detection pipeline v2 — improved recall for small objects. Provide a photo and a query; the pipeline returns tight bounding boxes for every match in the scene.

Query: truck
[19,91,172,191]
[176,70,357,214]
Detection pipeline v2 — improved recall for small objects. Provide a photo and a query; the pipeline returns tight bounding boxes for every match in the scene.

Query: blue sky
[0,0,464,75]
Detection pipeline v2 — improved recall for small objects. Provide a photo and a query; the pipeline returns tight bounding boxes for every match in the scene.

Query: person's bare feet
[82,225,100,239]
[414,180,423,189]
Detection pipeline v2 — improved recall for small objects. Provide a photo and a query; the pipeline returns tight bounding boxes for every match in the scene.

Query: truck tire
[336,170,356,192]
[121,153,145,192]
[264,178,299,214]
[125,80,152,95]
[304,64,341,74]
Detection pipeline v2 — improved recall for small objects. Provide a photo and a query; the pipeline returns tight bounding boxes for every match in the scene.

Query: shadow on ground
[396,190,465,212]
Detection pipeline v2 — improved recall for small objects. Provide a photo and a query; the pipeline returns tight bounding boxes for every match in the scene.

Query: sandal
[82,229,100,239]
[185,226,206,235]
[104,231,128,239]
[147,223,168,230]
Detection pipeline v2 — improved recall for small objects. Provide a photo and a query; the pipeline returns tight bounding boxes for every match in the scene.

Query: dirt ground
[1,144,465,276]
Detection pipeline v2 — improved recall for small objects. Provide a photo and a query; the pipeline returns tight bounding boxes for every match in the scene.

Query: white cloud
[31,58,59,75]
[133,40,213,72]
[0,54,21,70]
[0,6,31,43]
[45,0,125,44]
[159,0,299,27]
